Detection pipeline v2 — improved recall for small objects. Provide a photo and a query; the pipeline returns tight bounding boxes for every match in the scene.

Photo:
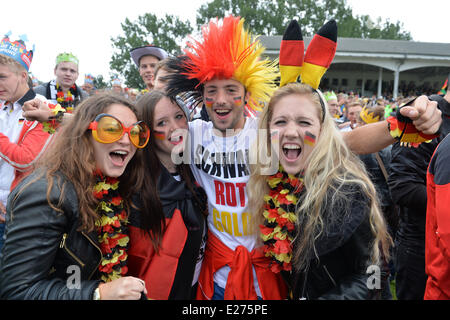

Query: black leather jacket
[0,171,101,299]
[284,183,377,300]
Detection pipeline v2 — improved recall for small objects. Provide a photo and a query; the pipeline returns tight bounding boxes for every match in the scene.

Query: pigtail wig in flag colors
[301,20,337,89]
[279,20,304,87]
[166,16,278,113]
[278,19,337,90]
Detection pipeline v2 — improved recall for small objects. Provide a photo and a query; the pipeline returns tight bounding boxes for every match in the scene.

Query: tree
[196,0,411,40]
[93,75,108,90]
[110,13,193,89]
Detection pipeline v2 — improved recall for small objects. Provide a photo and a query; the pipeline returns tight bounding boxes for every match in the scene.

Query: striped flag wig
[279,20,304,87]
[279,19,337,90]
[277,19,337,122]
[166,16,278,113]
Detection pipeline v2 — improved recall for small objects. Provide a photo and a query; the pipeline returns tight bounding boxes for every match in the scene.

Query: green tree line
[110,0,412,89]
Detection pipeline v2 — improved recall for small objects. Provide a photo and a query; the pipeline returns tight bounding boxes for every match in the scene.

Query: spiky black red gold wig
[166,15,279,112]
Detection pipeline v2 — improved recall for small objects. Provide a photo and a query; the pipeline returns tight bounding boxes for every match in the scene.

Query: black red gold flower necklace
[93,173,129,282]
[260,166,303,273]
[56,83,77,113]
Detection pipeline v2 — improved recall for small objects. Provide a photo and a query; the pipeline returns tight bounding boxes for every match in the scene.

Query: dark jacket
[359,146,393,208]
[127,165,206,300]
[285,183,376,300]
[388,94,450,250]
[359,146,398,234]
[0,171,101,299]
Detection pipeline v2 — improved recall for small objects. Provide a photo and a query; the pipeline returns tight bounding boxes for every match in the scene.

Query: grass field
[390,280,397,300]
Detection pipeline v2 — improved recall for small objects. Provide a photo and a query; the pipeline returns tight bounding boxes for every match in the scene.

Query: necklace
[93,173,129,282]
[49,80,78,113]
[260,167,303,273]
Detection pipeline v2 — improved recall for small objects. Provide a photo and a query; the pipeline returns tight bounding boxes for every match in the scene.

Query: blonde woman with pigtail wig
[248,82,392,300]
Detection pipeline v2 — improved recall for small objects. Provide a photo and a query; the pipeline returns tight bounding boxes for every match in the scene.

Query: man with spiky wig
[166,16,287,300]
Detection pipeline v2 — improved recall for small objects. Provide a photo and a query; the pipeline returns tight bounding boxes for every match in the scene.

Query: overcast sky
[2,0,449,85]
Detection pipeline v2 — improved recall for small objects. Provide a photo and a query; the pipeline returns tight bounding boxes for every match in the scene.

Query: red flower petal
[111,196,122,206]
[270,262,282,273]
[259,224,273,235]
[268,208,279,219]
[273,239,291,254]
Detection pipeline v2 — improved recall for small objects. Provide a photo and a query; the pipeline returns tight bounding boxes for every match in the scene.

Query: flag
[438,78,448,95]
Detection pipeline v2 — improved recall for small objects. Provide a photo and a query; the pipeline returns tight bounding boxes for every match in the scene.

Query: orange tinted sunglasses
[88,113,150,148]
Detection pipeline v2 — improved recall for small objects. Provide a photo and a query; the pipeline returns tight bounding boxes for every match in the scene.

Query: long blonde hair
[248,83,392,271]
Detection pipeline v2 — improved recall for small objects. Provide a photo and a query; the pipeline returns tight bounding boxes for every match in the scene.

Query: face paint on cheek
[205,97,214,108]
[270,130,279,141]
[304,131,316,147]
[154,130,165,140]
[233,96,243,106]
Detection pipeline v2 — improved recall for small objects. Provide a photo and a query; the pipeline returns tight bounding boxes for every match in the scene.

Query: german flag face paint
[233,96,243,106]
[154,131,165,140]
[304,131,316,147]
[205,97,214,108]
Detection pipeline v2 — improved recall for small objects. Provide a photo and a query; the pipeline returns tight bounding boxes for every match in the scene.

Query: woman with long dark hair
[127,90,207,300]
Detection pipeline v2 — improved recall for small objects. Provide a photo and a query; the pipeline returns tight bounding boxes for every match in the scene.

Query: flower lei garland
[93,173,129,282]
[56,83,77,113]
[42,103,66,134]
[260,167,304,273]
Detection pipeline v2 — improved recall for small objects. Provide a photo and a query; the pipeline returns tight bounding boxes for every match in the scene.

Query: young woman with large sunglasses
[14,91,207,299]
[126,90,207,300]
[0,93,151,300]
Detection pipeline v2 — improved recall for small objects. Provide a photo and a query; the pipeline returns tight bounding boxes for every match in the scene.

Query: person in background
[424,132,450,300]
[130,45,168,92]
[127,88,139,102]
[82,74,95,96]
[337,92,349,118]
[324,90,342,123]
[153,59,173,92]
[388,88,450,300]
[111,77,124,96]
[0,32,53,251]
[339,99,363,132]
[34,52,88,112]
[357,105,397,299]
